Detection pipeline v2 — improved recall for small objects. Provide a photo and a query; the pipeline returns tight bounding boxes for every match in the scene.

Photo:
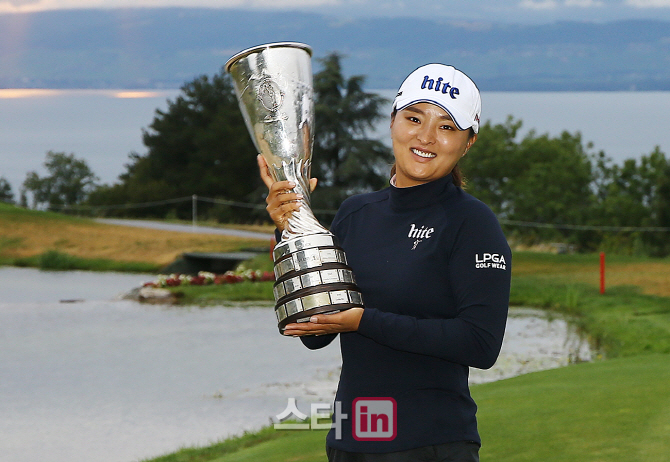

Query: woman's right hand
[257,154,317,232]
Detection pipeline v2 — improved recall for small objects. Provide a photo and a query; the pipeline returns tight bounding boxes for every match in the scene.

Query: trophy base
[272,233,364,334]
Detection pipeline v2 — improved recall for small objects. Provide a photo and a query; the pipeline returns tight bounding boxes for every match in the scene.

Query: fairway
[474,354,670,461]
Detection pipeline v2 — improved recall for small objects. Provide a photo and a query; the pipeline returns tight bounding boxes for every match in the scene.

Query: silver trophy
[225,42,364,333]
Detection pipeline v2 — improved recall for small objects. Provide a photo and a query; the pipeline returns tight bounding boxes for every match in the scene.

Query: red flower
[190,276,206,285]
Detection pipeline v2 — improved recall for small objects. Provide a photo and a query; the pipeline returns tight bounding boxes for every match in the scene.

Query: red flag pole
[600,252,606,294]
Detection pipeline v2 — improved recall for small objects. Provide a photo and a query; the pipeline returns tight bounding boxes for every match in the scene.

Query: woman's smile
[411,147,436,159]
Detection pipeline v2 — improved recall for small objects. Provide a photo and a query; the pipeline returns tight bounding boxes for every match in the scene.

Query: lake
[1,89,669,200]
[0,267,590,462]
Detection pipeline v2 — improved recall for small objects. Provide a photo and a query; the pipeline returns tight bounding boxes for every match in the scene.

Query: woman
[258,63,511,462]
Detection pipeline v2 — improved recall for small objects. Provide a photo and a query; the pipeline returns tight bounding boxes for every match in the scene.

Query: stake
[600,252,605,294]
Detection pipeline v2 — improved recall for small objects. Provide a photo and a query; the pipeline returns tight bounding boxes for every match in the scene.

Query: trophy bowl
[225,42,364,333]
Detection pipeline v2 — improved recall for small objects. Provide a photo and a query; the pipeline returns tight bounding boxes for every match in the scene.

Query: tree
[311,53,392,217]
[0,177,13,203]
[652,160,670,256]
[88,72,258,221]
[593,147,670,256]
[22,151,98,210]
[458,116,522,214]
[461,120,597,249]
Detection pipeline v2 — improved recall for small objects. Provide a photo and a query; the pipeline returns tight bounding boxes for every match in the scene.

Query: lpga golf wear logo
[475,253,507,270]
[274,397,397,441]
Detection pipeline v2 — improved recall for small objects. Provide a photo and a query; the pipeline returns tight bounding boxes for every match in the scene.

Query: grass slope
[0,202,269,271]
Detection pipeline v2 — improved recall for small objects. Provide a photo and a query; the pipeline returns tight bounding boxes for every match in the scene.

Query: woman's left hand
[283,308,364,336]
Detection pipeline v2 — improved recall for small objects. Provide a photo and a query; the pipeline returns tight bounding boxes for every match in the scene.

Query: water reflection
[470,308,592,384]
[0,266,152,303]
[0,267,591,462]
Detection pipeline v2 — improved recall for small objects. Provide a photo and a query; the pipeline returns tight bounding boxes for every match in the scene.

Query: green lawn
[474,354,670,461]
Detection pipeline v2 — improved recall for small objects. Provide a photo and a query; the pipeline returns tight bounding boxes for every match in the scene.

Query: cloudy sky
[2,0,670,22]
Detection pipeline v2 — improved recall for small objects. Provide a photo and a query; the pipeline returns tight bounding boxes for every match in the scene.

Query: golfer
[259,63,511,462]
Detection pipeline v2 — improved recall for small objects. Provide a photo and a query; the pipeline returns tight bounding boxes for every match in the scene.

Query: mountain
[1,8,669,90]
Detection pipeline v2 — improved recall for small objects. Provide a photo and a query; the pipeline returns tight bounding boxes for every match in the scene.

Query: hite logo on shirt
[475,253,507,270]
[408,223,434,250]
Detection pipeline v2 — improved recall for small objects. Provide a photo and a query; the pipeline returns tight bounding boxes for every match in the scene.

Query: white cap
[392,64,482,133]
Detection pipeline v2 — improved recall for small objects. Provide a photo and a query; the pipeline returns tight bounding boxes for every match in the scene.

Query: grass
[141,354,670,462]
[509,252,670,358]
[145,426,328,462]
[142,425,326,462]
[0,202,270,272]
[511,251,670,297]
[474,354,670,461]
[12,249,160,272]
[174,281,275,304]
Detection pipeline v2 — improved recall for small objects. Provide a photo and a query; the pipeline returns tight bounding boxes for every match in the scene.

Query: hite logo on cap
[421,75,459,99]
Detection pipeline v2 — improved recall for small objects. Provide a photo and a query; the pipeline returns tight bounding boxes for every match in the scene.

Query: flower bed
[144,267,275,288]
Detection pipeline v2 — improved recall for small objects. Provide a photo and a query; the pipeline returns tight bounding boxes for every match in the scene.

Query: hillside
[0,202,268,270]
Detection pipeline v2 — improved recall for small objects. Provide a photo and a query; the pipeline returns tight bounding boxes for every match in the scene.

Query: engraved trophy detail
[225,42,364,333]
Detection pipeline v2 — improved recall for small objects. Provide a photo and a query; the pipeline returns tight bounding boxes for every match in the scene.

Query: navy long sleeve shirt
[301,174,511,453]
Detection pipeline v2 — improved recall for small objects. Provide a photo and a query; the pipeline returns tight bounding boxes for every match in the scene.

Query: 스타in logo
[352,397,397,441]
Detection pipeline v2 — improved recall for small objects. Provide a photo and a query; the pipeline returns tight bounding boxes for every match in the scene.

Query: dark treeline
[14,54,670,257]
[461,119,670,256]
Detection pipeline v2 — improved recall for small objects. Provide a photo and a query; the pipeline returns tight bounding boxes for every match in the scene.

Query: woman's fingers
[257,155,274,190]
[265,179,304,231]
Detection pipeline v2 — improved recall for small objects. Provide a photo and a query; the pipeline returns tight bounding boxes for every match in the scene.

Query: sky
[2,0,670,22]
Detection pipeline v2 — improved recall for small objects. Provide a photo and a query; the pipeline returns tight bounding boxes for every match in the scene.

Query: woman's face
[390,102,476,188]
